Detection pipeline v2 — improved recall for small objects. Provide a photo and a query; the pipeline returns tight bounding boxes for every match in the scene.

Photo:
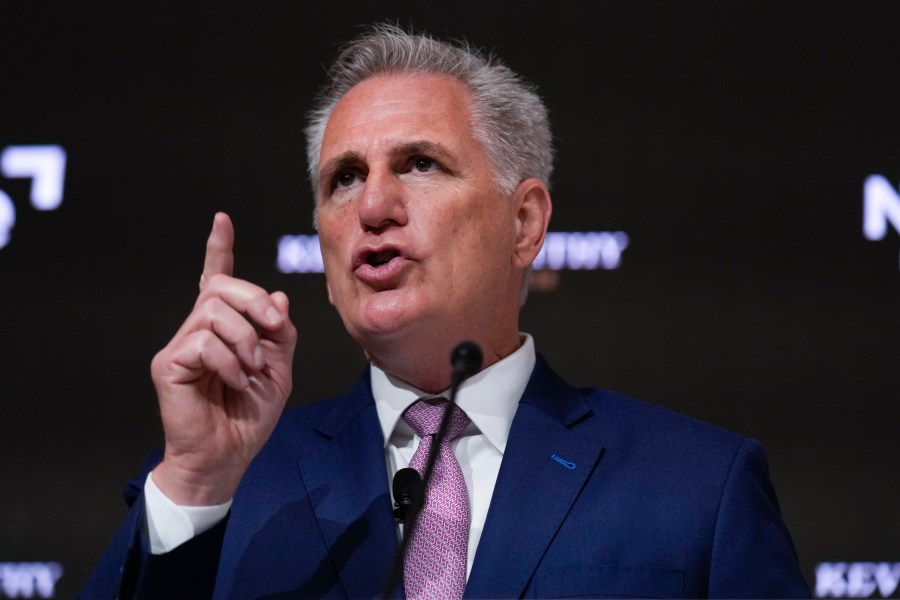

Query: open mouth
[355,245,404,271]
[353,245,408,285]
[366,249,400,268]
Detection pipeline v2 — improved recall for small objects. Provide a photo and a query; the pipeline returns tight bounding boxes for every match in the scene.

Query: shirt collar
[371,334,536,455]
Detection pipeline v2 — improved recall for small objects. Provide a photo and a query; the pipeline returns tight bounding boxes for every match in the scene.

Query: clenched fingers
[161,329,253,390]
[264,290,295,346]
[190,274,285,338]
[200,296,267,372]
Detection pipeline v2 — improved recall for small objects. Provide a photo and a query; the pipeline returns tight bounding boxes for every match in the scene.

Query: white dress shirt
[145,334,536,580]
[372,334,534,577]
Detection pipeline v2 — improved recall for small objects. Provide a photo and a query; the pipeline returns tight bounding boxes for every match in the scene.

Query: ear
[511,178,552,269]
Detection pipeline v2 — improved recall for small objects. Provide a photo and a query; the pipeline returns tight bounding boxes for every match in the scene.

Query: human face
[315,73,524,367]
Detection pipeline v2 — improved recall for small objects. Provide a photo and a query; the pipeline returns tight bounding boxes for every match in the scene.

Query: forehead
[319,73,481,166]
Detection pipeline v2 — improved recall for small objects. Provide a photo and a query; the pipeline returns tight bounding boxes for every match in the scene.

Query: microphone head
[451,341,483,381]
[392,467,422,501]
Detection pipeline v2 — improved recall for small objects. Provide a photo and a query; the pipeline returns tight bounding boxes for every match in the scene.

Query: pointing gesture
[199,212,235,288]
[150,213,297,505]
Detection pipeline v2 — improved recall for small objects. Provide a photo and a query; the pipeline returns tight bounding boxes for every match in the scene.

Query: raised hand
[150,213,297,505]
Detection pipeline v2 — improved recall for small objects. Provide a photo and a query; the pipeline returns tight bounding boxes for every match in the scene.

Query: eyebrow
[317,140,454,189]
[388,140,453,162]
[318,151,360,188]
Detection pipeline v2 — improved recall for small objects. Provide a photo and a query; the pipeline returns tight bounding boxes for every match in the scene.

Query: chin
[350,299,449,351]
[345,296,416,339]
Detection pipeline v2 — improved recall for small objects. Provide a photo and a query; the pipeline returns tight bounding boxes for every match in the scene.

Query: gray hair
[304,23,554,200]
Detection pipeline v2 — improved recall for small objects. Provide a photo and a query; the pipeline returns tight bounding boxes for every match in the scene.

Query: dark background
[1,2,898,598]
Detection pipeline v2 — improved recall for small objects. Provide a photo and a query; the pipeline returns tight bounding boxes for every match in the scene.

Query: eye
[334,171,358,189]
[412,157,440,173]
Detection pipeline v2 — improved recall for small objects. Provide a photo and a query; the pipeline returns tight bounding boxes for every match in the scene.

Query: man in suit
[83,24,810,598]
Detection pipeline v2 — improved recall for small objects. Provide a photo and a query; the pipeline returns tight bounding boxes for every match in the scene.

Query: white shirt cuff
[143,472,232,554]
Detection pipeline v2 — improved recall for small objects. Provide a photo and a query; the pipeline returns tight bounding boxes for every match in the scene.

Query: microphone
[392,467,422,524]
[418,340,483,518]
[381,341,483,598]
[450,341,483,386]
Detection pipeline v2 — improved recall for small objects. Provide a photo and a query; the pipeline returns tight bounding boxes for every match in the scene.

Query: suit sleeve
[708,438,811,598]
[79,452,227,600]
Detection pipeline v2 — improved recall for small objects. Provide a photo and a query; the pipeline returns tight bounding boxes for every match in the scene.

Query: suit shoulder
[580,386,751,460]
[528,356,750,458]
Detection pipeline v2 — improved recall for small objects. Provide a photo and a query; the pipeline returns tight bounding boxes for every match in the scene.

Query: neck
[365,330,522,394]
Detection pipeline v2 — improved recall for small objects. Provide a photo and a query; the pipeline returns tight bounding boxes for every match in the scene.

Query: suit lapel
[465,356,605,599]
[298,371,401,599]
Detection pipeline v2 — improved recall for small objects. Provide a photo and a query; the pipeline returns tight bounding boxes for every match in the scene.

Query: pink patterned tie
[402,398,471,600]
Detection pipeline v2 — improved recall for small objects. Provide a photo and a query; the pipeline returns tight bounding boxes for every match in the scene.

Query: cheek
[317,220,355,301]
[318,212,352,261]
[440,210,515,294]
[463,201,516,257]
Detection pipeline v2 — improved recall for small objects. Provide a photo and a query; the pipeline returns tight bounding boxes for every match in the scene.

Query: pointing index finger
[201,213,235,288]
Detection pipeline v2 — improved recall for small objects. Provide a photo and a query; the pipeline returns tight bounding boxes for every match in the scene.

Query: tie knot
[403,398,470,441]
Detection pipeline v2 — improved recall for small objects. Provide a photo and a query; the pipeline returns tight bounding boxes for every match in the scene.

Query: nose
[357,168,408,232]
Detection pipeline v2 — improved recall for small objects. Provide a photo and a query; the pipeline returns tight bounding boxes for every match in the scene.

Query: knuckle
[207,272,228,286]
[194,329,217,351]
[203,296,227,318]
[150,349,168,374]
[202,272,231,293]
[195,296,231,327]
[239,326,260,348]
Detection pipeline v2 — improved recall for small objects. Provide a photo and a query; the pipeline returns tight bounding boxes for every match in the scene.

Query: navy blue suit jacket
[83,356,809,598]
